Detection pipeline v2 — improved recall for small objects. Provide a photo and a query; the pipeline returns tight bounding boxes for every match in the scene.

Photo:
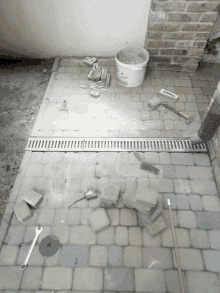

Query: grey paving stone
[178,211,197,228]
[60,245,89,266]
[174,165,188,179]
[7,226,26,244]
[163,165,176,179]
[81,207,94,225]
[187,166,214,181]
[90,246,108,267]
[0,267,23,289]
[190,179,218,194]
[161,228,190,248]
[129,227,143,246]
[69,226,96,245]
[21,267,42,289]
[54,208,68,225]
[145,214,168,236]
[89,208,110,233]
[143,227,161,247]
[143,247,173,269]
[193,153,211,166]
[150,178,174,193]
[104,268,134,291]
[38,208,55,225]
[159,152,171,164]
[196,212,220,230]
[97,227,115,245]
[51,225,69,244]
[203,250,220,273]
[189,194,203,211]
[46,247,61,266]
[170,153,194,165]
[17,245,44,266]
[73,267,103,291]
[106,208,119,226]
[187,271,220,293]
[120,209,137,226]
[176,194,189,210]
[165,270,188,293]
[202,195,220,212]
[209,230,220,250]
[109,246,123,266]
[135,269,166,292]
[172,248,204,270]
[174,179,191,194]
[0,245,19,265]
[124,246,142,267]
[14,200,33,223]
[67,208,81,225]
[190,229,210,249]
[163,193,177,209]
[115,226,128,246]
[41,267,73,290]
[161,209,178,228]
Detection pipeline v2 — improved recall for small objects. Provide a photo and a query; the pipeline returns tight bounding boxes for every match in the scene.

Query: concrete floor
[0,58,220,292]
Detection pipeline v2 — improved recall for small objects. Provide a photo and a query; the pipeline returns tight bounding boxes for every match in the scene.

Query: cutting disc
[39,235,60,257]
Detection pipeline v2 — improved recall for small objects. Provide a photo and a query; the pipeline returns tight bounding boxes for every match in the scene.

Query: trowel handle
[133,152,143,163]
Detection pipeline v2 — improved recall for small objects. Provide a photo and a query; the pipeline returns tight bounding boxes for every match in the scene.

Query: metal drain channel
[26,137,207,152]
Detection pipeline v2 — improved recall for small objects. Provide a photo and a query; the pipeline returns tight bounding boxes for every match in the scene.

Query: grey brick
[17,245,44,266]
[135,269,166,292]
[161,209,178,228]
[81,208,94,225]
[174,179,191,194]
[106,208,119,226]
[203,250,220,273]
[159,152,171,164]
[51,225,69,244]
[67,208,81,225]
[109,246,123,266]
[90,246,108,267]
[161,228,190,247]
[190,179,218,194]
[38,208,55,225]
[176,194,189,209]
[7,226,26,244]
[190,229,210,249]
[42,267,73,290]
[124,246,142,267]
[115,226,128,246]
[187,271,220,293]
[197,212,220,230]
[189,194,203,211]
[172,248,204,270]
[193,153,211,166]
[0,245,19,265]
[21,267,42,289]
[129,227,143,246]
[120,209,138,226]
[150,178,174,193]
[104,268,134,291]
[202,195,220,212]
[178,211,197,228]
[187,166,214,181]
[0,267,23,289]
[143,228,161,247]
[143,247,173,269]
[60,245,89,266]
[97,227,115,245]
[69,226,96,245]
[54,208,68,225]
[165,270,188,293]
[209,230,220,250]
[174,165,188,179]
[163,193,177,209]
[170,153,194,165]
[163,165,176,179]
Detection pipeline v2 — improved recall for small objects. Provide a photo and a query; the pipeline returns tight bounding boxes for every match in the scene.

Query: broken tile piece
[146,215,168,236]
[134,186,158,207]
[14,200,33,223]
[21,189,43,208]
[101,184,120,204]
[89,208,110,233]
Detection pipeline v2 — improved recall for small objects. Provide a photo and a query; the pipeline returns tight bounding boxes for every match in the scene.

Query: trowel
[133,152,160,175]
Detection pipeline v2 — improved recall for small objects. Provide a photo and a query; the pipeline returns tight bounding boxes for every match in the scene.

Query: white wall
[0,0,151,58]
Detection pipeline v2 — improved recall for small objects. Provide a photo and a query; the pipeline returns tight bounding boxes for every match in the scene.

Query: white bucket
[115,46,149,87]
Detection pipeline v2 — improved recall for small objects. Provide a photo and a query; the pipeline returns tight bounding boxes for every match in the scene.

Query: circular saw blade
[39,235,60,257]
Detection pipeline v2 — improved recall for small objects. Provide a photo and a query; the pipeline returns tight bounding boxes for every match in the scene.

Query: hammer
[148,97,195,124]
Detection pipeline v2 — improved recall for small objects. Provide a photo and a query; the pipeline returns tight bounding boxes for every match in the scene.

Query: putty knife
[133,152,160,175]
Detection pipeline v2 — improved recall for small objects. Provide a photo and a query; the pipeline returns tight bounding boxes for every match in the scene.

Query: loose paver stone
[135,269,166,292]
[143,247,173,269]
[14,200,32,223]
[89,208,110,233]
[186,271,220,293]
[42,267,73,290]
[104,268,134,291]
[172,248,204,270]
[60,245,89,266]
[73,267,103,291]
[189,229,210,248]
[209,230,220,250]
[203,250,220,273]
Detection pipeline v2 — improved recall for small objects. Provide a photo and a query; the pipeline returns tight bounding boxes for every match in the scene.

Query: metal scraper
[133,152,160,175]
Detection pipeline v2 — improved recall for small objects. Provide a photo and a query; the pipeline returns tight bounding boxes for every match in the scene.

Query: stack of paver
[123,184,167,235]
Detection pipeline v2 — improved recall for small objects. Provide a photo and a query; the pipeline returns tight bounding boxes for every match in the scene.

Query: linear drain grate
[26,137,207,152]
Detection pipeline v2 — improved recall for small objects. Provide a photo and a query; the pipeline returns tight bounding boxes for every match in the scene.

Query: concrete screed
[0,58,220,292]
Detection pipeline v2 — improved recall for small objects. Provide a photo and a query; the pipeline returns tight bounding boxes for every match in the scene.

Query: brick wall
[144,0,220,72]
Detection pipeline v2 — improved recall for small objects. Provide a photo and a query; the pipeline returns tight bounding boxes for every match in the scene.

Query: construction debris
[21,189,43,208]
[100,184,120,205]
[89,208,110,233]
[14,200,33,223]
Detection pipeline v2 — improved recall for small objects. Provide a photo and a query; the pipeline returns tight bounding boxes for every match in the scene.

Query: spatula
[133,152,160,175]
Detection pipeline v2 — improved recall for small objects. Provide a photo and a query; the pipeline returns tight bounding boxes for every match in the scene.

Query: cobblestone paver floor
[1,58,220,292]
